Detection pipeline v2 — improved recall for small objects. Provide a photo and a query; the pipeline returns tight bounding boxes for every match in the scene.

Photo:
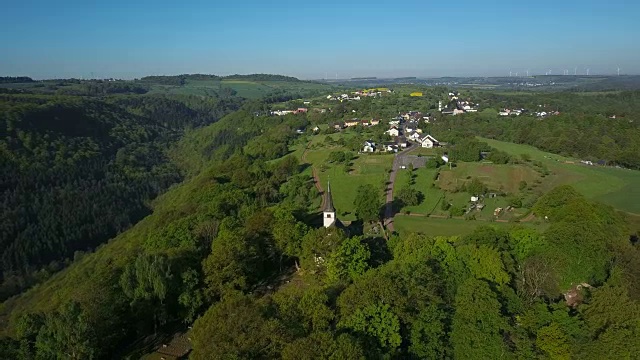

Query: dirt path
[520,212,536,222]
[301,141,325,210]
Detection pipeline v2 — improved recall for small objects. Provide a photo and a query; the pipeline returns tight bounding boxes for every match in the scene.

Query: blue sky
[1,0,639,79]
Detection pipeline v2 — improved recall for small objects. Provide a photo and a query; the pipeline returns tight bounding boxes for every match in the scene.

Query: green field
[438,162,540,194]
[394,167,444,214]
[296,133,393,221]
[480,137,640,214]
[393,215,546,237]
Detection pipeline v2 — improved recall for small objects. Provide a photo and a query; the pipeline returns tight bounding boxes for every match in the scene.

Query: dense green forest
[0,93,243,300]
[0,84,639,359]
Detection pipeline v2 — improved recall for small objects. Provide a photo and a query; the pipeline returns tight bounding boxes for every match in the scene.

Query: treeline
[56,81,149,96]
[139,73,301,86]
[0,93,242,300]
[0,77,34,84]
[436,111,640,169]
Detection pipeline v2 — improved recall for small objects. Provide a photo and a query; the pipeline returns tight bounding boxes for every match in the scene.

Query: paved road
[384,143,420,232]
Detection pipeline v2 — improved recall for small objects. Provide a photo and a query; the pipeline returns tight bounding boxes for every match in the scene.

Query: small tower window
[326,214,332,218]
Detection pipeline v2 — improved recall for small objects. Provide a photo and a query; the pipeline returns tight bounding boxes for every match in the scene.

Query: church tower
[323,181,337,228]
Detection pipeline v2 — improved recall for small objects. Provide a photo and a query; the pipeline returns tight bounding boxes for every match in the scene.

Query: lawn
[393,215,546,237]
[480,137,640,214]
[394,168,444,215]
[438,162,540,194]
[315,154,393,221]
[300,133,393,221]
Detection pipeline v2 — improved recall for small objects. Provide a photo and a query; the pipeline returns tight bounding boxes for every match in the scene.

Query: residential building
[385,127,400,137]
[420,135,439,148]
[363,140,376,153]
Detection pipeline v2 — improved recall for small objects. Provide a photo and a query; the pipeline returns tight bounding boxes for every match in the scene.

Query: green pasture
[394,167,444,214]
[480,137,640,214]
[393,215,546,237]
[438,162,540,194]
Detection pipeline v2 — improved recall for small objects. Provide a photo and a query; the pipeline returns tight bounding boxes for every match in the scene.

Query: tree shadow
[363,236,392,267]
[297,163,311,173]
[346,219,364,236]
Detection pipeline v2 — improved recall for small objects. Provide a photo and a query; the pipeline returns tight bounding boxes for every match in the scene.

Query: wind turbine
[586,68,590,76]
[574,67,577,75]
[617,66,621,76]
[526,69,530,77]
[509,70,512,77]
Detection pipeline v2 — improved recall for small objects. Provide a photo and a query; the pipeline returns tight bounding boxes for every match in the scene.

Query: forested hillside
[0,94,638,359]
[0,84,639,359]
[0,93,242,300]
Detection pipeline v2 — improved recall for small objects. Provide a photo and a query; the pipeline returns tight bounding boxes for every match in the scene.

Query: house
[420,135,439,148]
[370,119,380,126]
[385,127,400,137]
[383,142,398,153]
[389,119,401,126]
[294,108,308,114]
[499,109,511,116]
[406,124,417,133]
[344,119,359,127]
[453,109,465,116]
[362,140,376,153]
[415,128,423,134]
[303,101,311,105]
[397,137,408,148]
[408,132,421,141]
[360,119,370,126]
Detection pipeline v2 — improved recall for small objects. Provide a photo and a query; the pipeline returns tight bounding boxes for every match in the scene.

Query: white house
[398,137,408,148]
[383,142,398,153]
[408,132,422,141]
[420,135,439,148]
[363,140,376,153]
[385,127,400,137]
[389,120,400,126]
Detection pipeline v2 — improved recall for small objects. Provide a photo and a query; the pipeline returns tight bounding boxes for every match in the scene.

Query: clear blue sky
[2,0,639,79]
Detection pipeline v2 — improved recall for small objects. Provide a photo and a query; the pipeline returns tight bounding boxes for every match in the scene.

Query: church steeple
[323,181,336,213]
[323,181,336,227]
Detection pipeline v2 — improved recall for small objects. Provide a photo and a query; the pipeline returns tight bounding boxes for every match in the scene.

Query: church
[322,181,342,228]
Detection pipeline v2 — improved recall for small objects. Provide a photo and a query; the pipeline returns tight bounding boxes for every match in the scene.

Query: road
[384,143,420,232]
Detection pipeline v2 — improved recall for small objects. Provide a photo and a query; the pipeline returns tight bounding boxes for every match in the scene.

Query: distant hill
[140,73,301,85]
[0,77,34,84]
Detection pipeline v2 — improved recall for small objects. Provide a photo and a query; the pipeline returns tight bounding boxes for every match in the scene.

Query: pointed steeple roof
[323,181,336,213]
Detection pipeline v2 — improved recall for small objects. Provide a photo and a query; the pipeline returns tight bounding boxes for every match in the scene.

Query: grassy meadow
[393,215,547,237]
[480,137,640,214]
